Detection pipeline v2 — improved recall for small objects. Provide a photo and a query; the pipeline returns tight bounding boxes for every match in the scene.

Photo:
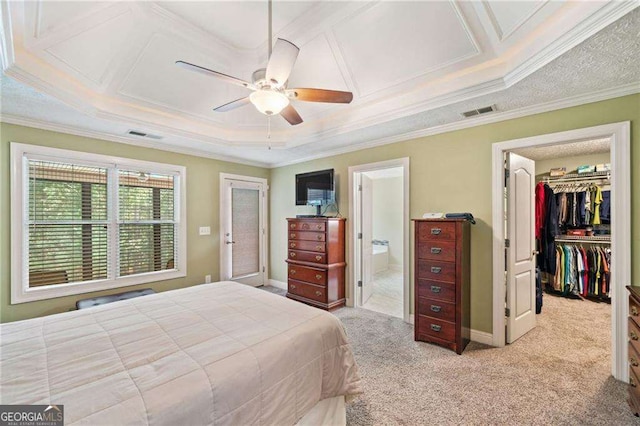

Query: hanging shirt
[535,182,546,239]
[601,190,611,224]
[592,186,603,225]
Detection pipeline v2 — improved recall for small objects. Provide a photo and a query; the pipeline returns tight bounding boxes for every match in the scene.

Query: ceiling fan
[175,0,353,126]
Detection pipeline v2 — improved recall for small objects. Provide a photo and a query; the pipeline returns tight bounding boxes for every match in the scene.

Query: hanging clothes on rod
[549,243,611,302]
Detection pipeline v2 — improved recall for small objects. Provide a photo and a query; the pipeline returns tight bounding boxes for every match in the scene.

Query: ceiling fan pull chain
[267,116,272,150]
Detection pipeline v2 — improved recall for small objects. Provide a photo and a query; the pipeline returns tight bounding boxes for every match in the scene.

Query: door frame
[491,122,631,381]
[348,157,410,323]
[219,173,269,285]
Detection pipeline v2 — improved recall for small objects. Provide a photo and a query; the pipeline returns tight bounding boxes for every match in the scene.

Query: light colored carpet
[362,269,403,319]
[260,286,637,425]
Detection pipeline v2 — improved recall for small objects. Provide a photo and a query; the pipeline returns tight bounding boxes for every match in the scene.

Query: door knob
[225,240,235,244]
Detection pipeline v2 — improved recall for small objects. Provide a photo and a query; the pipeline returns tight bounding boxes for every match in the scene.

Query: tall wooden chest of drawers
[286,218,346,310]
[627,286,640,415]
[413,219,470,354]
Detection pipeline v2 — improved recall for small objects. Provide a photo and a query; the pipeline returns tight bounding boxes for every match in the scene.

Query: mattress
[0,281,362,425]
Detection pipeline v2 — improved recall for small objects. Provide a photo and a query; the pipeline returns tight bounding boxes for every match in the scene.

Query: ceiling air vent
[461,105,496,118]
[127,130,163,140]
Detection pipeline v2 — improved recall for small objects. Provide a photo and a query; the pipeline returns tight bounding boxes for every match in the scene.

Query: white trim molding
[348,158,411,324]
[10,142,188,304]
[491,121,631,382]
[470,329,493,346]
[268,279,287,290]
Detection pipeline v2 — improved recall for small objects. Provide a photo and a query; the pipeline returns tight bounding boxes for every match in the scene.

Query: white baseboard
[389,264,403,272]
[470,329,493,346]
[268,279,287,290]
[409,314,415,325]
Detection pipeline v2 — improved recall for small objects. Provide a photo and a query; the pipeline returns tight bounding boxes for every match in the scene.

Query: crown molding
[504,1,639,88]
[270,82,640,168]
[0,113,270,168]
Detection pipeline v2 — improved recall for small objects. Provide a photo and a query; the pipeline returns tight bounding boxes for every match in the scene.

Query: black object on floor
[76,288,155,310]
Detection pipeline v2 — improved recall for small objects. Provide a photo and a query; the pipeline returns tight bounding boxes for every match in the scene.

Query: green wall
[0,123,269,322]
[269,94,639,333]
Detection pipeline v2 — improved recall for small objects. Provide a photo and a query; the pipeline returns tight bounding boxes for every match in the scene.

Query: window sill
[11,270,187,304]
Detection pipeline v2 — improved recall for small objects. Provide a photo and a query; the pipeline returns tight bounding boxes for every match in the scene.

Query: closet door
[506,153,536,343]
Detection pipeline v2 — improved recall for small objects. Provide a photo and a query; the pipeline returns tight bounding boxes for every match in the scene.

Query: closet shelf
[543,170,610,184]
[555,235,611,244]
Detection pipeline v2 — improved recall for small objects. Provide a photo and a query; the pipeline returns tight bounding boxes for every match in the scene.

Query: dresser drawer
[288,250,326,264]
[629,317,640,354]
[417,260,456,283]
[288,279,327,303]
[631,296,640,320]
[289,221,325,232]
[417,240,456,262]
[417,279,455,303]
[288,264,326,285]
[289,231,326,242]
[418,297,455,322]
[630,365,640,402]
[289,240,326,252]
[417,316,455,342]
[417,221,456,241]
[630,343,640,369]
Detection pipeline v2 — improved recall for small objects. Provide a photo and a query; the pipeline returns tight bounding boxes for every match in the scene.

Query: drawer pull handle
[290,243,296,248]
[290,269,296,275]
[431,266,442,274]
[431,228,442,235]
[631,356,639,367]
[302,223,309,230]
[317,235,323,241]
[290,224,296,229]
[631,376,637,388]
[290,284,296,289]
[431,247,442,254]
[316,225,322,230]
[632,306,639,316]
[290,233,296,238]
[430,324,442,332]
[431,285,441,293]
[315,291,322,297]
[430,305,442,313]
[290,252,296,258]
[315,255,322,261]
[632,330,639,341]
[316,245,323,251]
[315,274,323,280]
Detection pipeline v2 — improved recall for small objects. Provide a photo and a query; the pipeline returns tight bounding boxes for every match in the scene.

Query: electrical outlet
[205,275,211,283]
[199,226,211,236]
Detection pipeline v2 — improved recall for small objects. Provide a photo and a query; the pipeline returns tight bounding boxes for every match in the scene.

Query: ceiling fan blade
[176,61,254,90]
[286,88,353,104]
[265,39,299,87]
[280,104,303,125]
[213,97,251,112]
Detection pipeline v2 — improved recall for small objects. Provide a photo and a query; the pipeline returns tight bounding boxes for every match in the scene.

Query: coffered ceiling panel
[333,1,479,97]
[30,1,113,38]
[118,33,250,123]
[156,1,320,50]
[483,0,545,40]
[45,11,134,85]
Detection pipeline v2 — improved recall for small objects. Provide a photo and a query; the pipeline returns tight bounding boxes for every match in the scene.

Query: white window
[10,143,187,304]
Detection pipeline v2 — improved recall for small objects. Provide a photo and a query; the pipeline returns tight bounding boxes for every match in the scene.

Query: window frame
[10,143,187,304]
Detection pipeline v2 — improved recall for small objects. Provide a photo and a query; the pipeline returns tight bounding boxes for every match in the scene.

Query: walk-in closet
[509,138,612,371]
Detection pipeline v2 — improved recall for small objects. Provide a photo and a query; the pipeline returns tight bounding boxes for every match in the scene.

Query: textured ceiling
[0,3,638,167]
[511,138,611,161]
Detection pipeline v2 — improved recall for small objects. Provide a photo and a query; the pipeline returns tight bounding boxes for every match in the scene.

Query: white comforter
[0,282,362,425]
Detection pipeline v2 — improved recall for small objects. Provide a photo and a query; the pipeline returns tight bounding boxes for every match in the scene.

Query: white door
[220,176,266,287]
[361,174,374,305]
[505,153,537,343]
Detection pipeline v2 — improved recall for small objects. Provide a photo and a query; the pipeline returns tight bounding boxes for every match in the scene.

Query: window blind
[118,170,176,276]
[28,160,108,287]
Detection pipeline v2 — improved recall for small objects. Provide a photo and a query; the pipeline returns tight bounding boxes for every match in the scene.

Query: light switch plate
[199,226,211,236]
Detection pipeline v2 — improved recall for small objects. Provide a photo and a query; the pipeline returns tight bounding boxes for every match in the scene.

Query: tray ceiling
[0,1,638,167]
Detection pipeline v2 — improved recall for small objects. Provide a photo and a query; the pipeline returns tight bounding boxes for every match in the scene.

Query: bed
[0,281,362,425]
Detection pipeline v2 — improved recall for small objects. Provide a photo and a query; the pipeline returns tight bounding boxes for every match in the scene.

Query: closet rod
[543,171,610,184]
[555,237,611,244]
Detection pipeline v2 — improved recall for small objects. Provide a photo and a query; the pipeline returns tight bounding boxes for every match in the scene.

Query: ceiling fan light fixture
[250,90,289,115]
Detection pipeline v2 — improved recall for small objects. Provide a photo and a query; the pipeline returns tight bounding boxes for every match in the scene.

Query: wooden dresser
[627,286,640,415]
[413,218,470,354]
[286,217,346,310]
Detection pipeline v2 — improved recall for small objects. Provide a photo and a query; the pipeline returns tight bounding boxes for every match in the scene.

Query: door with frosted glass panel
[220,178,265,286]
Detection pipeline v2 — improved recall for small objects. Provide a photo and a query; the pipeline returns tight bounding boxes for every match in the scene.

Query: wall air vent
[127,130,163,140]
[461,105,496,118]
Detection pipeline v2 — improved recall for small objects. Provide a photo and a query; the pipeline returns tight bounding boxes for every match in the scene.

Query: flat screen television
[296,169,335,216]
